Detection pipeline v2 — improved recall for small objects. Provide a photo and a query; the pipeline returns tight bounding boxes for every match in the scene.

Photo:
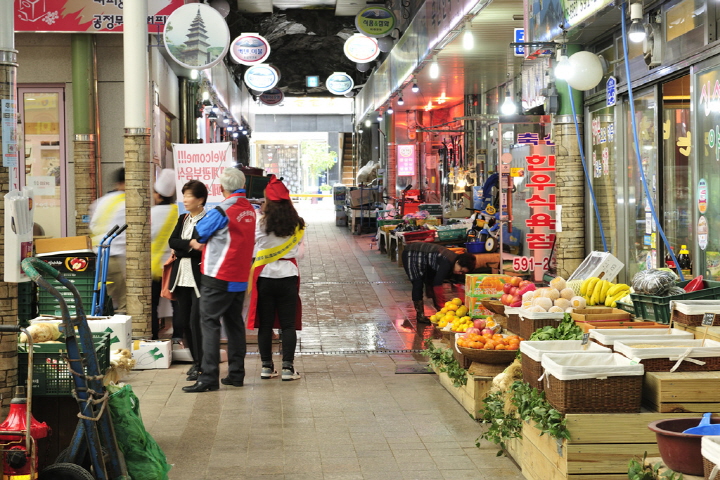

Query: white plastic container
[520,340,611,362]
[614,339,720,361]
[589,328,695,348]
[541,352,644,380]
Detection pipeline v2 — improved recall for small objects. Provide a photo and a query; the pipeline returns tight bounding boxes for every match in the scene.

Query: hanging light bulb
[358,128,364,134]
[190,69,199,80]
[397,95,404,106]
[364,119,372,127]
[628,3,646,43]
[429,55,439,79]
[501,90,517,115]
[387,105,394,115]
[202,90,210,101]
[212,104,219,114]
[232,132,239,138]
[554,48,571,80]
[377,111,383,122]
[463,22,474,50]
[411,78,419,93]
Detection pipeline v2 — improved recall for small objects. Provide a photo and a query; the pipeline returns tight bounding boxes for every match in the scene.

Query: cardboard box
[570,308,632,323]
[465,274,514,297]
[30,314,132,351]
[567,251,624,283]
[465,295,494,317]
[36,254,96,277]
[131,340,172,369]
[349,188,381,207]
[35,236,93,255]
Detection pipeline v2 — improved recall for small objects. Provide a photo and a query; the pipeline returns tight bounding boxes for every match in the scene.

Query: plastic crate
[378,219,404,227]
[401,230,436,242]
[630,280,720,324]
[437,228,467,241]
[18,332,110,396]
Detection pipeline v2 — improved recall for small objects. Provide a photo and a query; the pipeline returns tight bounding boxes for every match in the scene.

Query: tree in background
[300,141,338,188]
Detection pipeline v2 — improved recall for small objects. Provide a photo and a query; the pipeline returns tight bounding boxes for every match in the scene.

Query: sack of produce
[631,269,678,295]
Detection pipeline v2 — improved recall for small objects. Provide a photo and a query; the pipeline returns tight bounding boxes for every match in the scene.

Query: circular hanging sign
[244,64,279,92]
[326,72,354,95]
[355,6,396,38]
[259,88,285,106]
[163,3,230,70]
[229,33,271,65]
[343,34,380,64]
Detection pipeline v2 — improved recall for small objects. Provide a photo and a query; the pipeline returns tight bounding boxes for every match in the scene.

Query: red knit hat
[265,175,290,202]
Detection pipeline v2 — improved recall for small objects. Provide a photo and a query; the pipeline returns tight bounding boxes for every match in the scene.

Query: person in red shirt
[183,168,257,393]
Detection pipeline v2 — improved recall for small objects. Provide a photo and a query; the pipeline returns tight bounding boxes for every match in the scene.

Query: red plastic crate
[401,230,435,242]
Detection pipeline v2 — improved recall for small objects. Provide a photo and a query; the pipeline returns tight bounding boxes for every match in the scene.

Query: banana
[600,280,612,304]
[605,288,630,307]
[607,283,630,297]
[585,277,600,300]
[590,282,601,306]
[580,278,590,296]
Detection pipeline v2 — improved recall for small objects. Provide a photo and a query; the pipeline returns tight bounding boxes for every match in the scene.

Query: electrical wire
[567,83,608,252]
[620,1,684,280]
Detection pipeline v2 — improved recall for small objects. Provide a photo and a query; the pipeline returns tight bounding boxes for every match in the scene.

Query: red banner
[15,0,184,33]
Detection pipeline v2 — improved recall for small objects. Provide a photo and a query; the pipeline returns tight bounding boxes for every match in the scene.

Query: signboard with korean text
[172,142,234,211]
[230,34,271,65]
[326,73,354,96]
[355,6,396,38]
[163,4,230,70]
[606,77,617,107]
[14,0,183,33]
[244,65,280,92]
[2,100,18,168]
[397,144,416,176]
[259,88,285,107]
[524,0,615,43]
[344,34,380,64]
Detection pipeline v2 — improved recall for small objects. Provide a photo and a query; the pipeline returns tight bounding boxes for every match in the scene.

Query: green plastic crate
[378,219,404,227]
[630,280,720,324]
[18,332,110,396]
[436,228,467,241]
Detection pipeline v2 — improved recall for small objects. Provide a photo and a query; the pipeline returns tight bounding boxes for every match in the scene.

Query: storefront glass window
[19,89,65,238]
[625,89,658,278]
[661,76,692,267]
[587,106,619,256]
[693,62,720,280]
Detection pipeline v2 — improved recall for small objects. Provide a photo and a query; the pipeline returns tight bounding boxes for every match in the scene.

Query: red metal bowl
[647,417,720,476]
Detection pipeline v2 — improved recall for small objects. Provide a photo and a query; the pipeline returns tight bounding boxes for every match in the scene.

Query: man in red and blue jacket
[184,167,256,392]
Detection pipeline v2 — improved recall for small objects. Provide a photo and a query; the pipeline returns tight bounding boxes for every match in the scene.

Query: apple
[466,327,481,335]
[519,280,533,289]
[473,319,486,330]
[503,283,514,294]
[510,286,519,296]
[511,294,522,304]
[510,300,522,307]
[510,276,522,287]
[481,328,494,336]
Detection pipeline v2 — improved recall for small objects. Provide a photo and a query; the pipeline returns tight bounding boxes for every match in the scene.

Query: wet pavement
[126,200,525,480]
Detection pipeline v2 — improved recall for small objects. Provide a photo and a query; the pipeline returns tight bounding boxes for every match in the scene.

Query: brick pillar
[74,135,97,236]
[0,52,19,413]
[124,130,152,338]
[553,115,586,279]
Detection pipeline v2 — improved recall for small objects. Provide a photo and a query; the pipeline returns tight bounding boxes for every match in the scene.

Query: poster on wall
[14,0,184,32]
[397,144,416,176]
[172,142,234,210]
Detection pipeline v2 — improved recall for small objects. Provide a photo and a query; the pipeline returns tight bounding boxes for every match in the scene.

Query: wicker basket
[703,457,716,480]
[640,356,720,372]
[506,307,521,335]
[521,353,544,391]
[457,345,516,364]
[672,311,720,327]
[703,435,720,480]
[517,312,564,340]
[614,339,720,372]
[481,299,506,315]
[543,373,643,414]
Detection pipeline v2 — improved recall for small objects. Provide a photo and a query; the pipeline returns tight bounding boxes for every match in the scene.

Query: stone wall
[74,137,97,236]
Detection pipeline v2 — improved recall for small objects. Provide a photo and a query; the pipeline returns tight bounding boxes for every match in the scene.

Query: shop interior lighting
[212,104,219,114]
[202,90,210,101]
[429,55,439,79]
[554,47,571,80]
[501,90,517,115]
[377,111,383,122]
[190,69,199,80]
[364,118,372,127]
[227,125,234,131]
[232,132,239,138]
[411,78,419,93]
[397,94,404,106]
[207,110,218,119]
[387,105,394,115]
[463,22,474,50]
[242,127,248,134]
[628,3,647,43]
[358,128,364,134]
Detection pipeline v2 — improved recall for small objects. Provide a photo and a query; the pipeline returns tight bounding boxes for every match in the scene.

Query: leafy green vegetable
[529,313,583,341]
[628,452,684,480]
[421,339,467,387]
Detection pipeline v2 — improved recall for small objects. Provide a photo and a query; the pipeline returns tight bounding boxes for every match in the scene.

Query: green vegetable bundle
[529,313,583,341]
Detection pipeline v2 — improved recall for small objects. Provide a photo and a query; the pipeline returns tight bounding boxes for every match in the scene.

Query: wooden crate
[507,412,704,480]
[431,363,495,418]
[643,371,720,413]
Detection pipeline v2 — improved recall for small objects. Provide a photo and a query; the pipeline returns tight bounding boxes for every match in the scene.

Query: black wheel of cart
[39,462,94,480]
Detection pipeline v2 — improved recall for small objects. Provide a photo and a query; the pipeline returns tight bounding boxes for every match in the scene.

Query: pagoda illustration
[182,7,211,67]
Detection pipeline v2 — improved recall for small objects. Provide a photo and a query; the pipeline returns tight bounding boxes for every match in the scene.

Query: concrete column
[123,0,152,337]
[0,0,19,413]
[553,115,586,278]
[72,34,98,236]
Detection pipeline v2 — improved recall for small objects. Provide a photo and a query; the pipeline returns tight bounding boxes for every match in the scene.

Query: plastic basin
[647,417,720,476]
[465,242,485,254]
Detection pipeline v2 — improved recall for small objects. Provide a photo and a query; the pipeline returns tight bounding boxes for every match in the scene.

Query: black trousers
[172,286,202,370]
[151,280,161,340]
[256,276,299,367]
[197,285,246,385]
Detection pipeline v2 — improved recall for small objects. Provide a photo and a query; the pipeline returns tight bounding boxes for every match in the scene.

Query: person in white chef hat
[151,168,179,339]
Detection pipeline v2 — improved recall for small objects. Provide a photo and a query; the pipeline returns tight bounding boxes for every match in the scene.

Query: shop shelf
[631,280,720,324]
[18,332,110,396]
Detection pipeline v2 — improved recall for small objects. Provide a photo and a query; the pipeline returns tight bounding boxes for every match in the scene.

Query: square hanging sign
[397,144,416,176]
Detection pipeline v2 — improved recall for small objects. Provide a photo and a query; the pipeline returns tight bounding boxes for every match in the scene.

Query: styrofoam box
[567,251,624,283]
[520,340,610,362]
[518,309,565,320]
[590,328,695,347]
[701,436,720,475]
[670,300,720,315]
[614,339,720,360]
[541,352,644,380]
[30,315,132,351]
[131,340,172,369]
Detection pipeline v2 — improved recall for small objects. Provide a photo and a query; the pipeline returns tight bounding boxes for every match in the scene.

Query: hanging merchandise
[3,187,34,283]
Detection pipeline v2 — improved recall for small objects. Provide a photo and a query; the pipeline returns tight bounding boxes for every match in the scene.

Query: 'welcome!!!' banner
[172,142,234,211]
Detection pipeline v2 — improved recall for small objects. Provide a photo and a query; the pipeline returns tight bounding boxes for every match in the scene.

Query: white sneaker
[261,367,278,379]
[282,368,301,381]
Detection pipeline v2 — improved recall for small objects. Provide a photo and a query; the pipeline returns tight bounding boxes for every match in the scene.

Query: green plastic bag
[107,384,172,480]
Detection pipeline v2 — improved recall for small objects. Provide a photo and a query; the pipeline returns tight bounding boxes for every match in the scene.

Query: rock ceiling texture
[224,9,374,96]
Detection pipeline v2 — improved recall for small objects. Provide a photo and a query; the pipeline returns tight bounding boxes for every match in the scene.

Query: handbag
[160,253,176,301]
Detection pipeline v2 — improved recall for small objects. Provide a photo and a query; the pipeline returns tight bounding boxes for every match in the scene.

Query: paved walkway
[128,201,524,480]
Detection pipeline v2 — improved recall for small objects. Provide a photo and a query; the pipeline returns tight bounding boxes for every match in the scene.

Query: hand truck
[91,224,127,317]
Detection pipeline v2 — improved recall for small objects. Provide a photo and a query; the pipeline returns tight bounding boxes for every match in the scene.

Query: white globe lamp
[565,51,605,91]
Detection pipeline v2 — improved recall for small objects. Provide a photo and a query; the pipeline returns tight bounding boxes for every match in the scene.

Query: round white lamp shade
[565,51,604,91]
[377,36,394,53]
[356,62,372,72]
[209,0,231,18]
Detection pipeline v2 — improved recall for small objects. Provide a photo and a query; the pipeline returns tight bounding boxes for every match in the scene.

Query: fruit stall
[421,264,720,480]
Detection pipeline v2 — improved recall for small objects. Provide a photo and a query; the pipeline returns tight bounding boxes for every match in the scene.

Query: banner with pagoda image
[163,3,230,70]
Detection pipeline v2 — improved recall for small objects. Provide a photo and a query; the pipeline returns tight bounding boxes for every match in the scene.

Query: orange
[495,344,507,350]
[507,343,520,350]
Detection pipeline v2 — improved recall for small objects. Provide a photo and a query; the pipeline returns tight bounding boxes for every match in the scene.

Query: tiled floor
[127,201,524,480]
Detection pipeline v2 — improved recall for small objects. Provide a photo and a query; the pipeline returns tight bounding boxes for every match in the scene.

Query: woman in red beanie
[246,175,305,381]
